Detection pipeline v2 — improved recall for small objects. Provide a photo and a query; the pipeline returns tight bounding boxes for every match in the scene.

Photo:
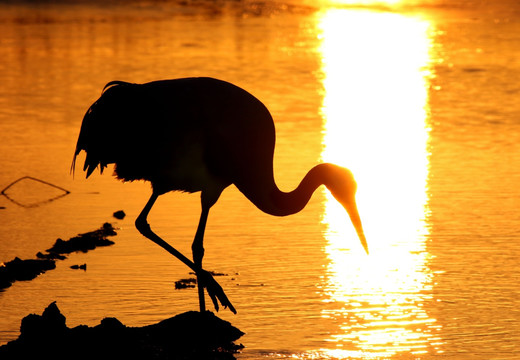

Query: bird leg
[135,192,236,314]
[192,205,209,313]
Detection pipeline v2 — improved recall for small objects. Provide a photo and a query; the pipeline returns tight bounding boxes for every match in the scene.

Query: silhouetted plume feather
[72,81,135,178]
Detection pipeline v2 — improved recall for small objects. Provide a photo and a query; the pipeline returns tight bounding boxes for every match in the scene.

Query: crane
[72,77,368,314]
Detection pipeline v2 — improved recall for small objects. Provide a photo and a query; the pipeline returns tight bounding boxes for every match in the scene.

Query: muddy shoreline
[0,223,117,290]
[0,302,244,360]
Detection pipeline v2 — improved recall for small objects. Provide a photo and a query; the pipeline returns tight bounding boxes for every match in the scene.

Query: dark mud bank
[0,223,116,290]
[0,302,244,360]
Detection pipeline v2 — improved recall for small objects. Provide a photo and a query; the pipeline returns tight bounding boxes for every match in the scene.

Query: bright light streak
[321,0,404,7]
[316,8,442,358]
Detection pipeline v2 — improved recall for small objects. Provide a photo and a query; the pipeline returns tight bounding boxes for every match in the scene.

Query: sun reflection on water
[316,8,442,358]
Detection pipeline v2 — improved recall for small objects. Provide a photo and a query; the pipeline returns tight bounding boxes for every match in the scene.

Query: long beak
[345,201,369,255]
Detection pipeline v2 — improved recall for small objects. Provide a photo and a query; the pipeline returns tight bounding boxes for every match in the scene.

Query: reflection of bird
[72,77,368,314]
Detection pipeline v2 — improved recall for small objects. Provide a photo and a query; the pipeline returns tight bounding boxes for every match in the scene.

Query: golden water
[1,1,519,358]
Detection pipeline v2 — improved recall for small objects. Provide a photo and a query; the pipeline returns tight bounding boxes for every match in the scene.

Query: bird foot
[197,269,236,314]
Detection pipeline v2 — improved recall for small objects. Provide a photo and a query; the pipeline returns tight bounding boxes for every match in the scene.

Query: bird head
[324,164,369,255]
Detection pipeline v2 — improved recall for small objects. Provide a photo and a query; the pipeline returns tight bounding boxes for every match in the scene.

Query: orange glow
[317,8,442,357]
[321,0,403,7]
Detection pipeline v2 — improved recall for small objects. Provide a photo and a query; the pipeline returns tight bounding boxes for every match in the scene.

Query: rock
[113,210,126,219]
[70,264,87,270]
[46,223,116,255]
[36,251,67,260]
[175,278,197,289]
[0,223,116,290]
[0,302,245,360]
[0,257,56,289]
[19,302,67,341]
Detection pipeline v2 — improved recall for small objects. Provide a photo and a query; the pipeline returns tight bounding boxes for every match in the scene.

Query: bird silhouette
[72,77,368,314]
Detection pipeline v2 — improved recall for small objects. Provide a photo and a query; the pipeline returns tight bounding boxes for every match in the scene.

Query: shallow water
[1,0,519,358]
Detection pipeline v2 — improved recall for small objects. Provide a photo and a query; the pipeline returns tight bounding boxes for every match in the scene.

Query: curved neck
[235,162,368,253]
[239,164,328,217]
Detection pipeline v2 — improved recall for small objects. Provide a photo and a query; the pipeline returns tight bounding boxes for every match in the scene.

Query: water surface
[1,0,519,358]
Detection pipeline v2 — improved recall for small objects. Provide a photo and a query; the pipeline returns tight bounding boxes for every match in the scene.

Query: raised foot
[198,270,236,314]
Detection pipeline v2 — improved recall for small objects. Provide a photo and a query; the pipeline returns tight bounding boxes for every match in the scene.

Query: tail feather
[72,80,134,179]
[83,154,97,178]
[70,150,78,177]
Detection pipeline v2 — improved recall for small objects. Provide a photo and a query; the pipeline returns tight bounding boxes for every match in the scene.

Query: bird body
[73,77,368,314]
[75,78,273,197]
